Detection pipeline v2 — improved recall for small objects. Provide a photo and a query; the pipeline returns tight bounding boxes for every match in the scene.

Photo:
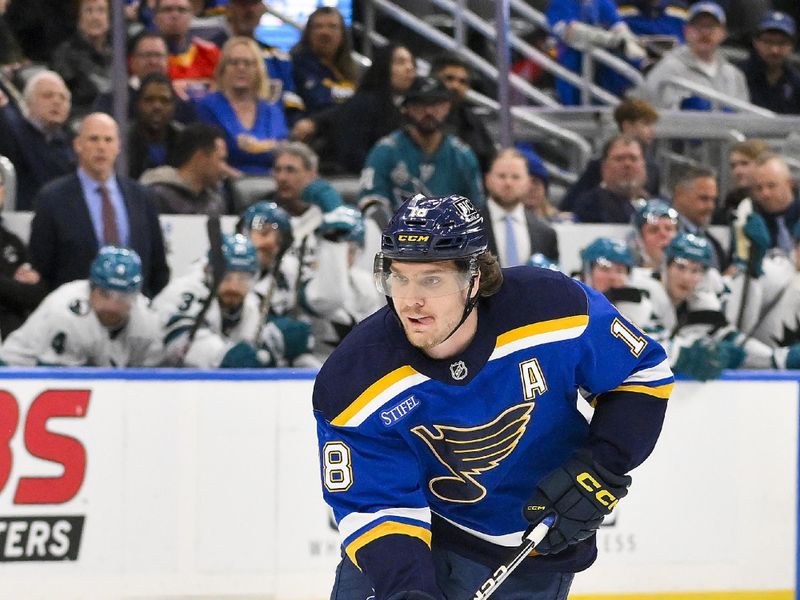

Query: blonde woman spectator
[195,36,288,175]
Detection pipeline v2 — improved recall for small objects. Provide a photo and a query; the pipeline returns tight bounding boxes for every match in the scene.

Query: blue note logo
[380,395,421,427]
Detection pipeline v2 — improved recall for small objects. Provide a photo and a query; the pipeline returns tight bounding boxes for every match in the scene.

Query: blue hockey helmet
[89,246,143,294]
[665,232,714,268]
[580,237,634,270]
[217,233,259,274]
[379,194,487,262]
[633,199,678,230]
[527,253,560,272]
[239,201,294,254]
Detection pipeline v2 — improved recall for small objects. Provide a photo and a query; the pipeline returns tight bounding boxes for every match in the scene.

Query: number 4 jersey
[313,267,672,594]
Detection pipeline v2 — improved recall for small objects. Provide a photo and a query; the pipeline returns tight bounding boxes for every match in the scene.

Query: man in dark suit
[481,148,559,266]
[29,112,170,297]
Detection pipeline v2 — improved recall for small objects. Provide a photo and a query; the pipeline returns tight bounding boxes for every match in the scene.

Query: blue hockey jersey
[313,267,672,596]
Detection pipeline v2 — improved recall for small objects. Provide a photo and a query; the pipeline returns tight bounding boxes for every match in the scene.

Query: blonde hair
[216,36,276,101]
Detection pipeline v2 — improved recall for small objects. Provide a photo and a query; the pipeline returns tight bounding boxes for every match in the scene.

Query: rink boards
[0,369,795,600]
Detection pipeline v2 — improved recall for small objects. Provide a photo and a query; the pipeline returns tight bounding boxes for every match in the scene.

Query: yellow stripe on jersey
[345,521,432,568]
[616,6,641,17]
[332,365,421,427]
[493,315,589,356]
[610,383,674,399]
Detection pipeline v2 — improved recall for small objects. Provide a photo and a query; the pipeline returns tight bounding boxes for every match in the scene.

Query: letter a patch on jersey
[411,402,534,504]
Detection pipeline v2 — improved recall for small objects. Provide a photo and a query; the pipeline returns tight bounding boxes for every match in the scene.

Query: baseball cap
[758,11,797,37]
[687,2,726,26]
[402,76,452,105]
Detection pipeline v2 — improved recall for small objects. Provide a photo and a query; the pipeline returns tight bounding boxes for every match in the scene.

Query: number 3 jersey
[313,267,672,593]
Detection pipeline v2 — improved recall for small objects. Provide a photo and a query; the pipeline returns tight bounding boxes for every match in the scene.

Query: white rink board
[0,373,795,599]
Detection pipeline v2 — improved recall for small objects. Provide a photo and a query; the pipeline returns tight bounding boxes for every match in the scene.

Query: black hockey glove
[523,451,631,555]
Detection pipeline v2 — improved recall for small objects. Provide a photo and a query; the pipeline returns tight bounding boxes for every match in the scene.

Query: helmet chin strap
[439,272,480,344]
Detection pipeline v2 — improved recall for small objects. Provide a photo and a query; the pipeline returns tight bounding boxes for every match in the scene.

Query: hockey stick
[178,215,225,366]
[470,514,556,600]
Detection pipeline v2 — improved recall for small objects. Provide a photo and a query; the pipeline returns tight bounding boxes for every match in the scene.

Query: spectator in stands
[140,122,228,215]
[547,0,647,105]
[670,165,730,270]
[740,12,800,114]
[29,113,170,297]
[0,246,163,367]
[748,154,800,254]
[196,36,288,175]
[0,70,76,211]
[714,138,770,224]
[290,7,356,118]
[572,134,648,223]
[359,76,484,218]
[155,0,221,100]
[0,176,47,339]
[317,43,416,175]
[93,31,198,125]
[516,143,567,223]
[617,0,688,45]
[481,148,559,267]
[562,98,661,212]
[430,52,496,174]
[128,72,184,179]
[51,0,112,119]
[641,2,749,110]
[0,0,23,68]
[211,0,305,123]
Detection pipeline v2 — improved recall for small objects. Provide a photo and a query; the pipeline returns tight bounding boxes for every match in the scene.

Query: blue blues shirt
[291,48,356,116]
[314,267,672,597]
[195,91,289,175]
[617,0,687,41]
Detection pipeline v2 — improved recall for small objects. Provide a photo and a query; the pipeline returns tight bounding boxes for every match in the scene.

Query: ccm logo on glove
[576,471,621,509]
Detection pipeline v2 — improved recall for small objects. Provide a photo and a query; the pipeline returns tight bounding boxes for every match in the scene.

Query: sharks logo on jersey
[411,402,535,504]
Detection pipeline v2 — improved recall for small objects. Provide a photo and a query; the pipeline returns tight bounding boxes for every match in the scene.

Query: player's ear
[470,270,481,299]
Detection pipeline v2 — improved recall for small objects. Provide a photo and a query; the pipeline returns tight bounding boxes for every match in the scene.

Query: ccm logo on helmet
[577,472,620,509]
[397,235,430,242]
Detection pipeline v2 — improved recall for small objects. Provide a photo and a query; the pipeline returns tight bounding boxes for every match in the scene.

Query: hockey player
[0,246,162,367]
[153,232,312,368]
[302,204,383,357]
[313,194,672,599]
[628,199,679,273]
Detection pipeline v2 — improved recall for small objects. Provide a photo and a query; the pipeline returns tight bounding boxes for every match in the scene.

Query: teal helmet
[580,237,634,270]
[239,201,294,255]
[527,253,560,272]
[89,246,143,294]
[665,232,714,268]
[633,199,678,230]
[216,233,258,274]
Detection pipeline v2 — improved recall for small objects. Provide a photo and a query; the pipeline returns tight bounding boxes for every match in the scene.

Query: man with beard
[481,148,559,267]
[358,76,484,224]
[153,232,313,368]
[572,134,648,223]
[0,246,163,367]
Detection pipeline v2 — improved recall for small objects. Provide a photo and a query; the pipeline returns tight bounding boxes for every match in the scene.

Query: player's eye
[390,273,409,285]
[420,276,441,288]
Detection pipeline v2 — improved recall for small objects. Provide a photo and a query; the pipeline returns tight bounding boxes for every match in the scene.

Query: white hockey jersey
[152,264,264,368]
[0,280,163,367]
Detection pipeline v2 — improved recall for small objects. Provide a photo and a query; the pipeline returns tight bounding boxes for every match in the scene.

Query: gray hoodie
[640,44,750,110]
[140,166,226,216]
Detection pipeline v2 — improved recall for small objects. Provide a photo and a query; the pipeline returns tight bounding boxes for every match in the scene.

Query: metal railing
[365,0,559,107]
[656,78,777,117]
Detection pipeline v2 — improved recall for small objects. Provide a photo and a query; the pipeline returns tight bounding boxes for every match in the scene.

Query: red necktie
[98,185,120,246]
